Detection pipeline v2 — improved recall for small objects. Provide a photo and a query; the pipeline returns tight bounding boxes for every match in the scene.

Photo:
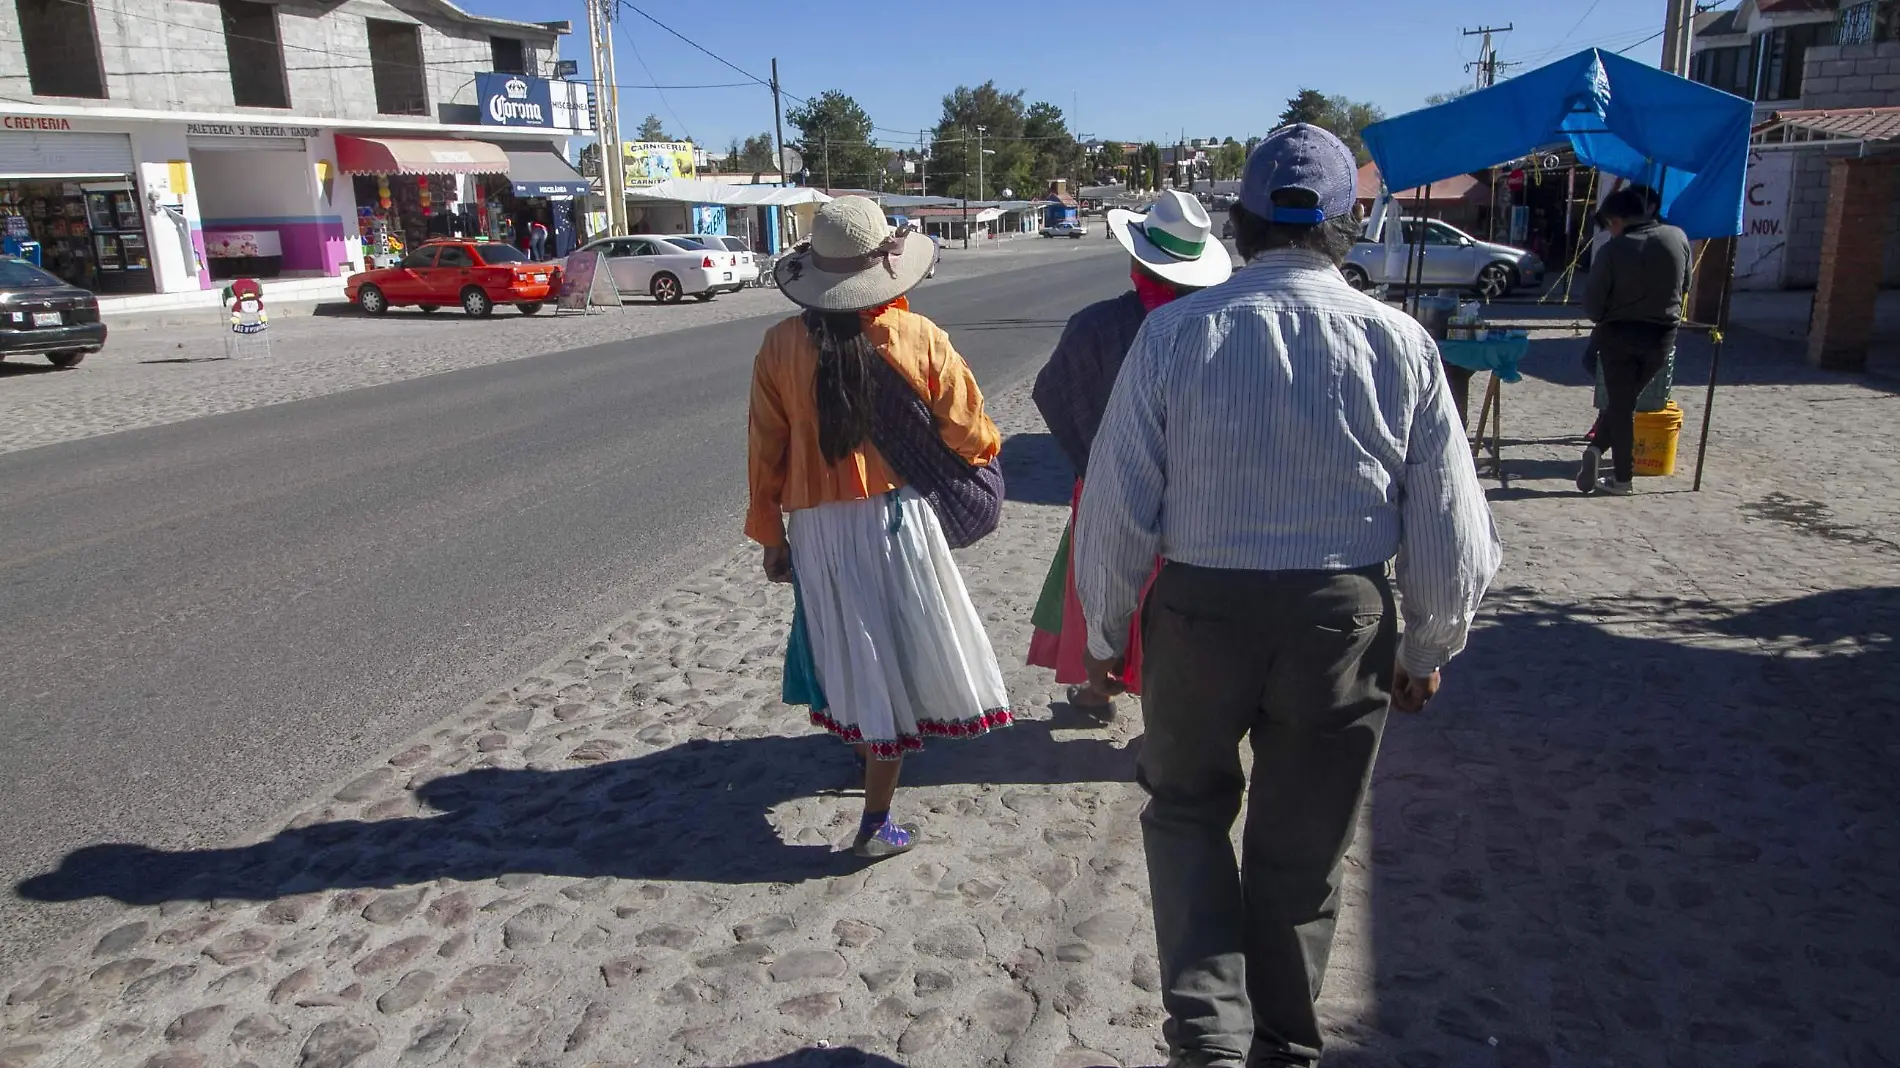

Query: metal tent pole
[1404,184,1430,316]
[1690,236,1740,492]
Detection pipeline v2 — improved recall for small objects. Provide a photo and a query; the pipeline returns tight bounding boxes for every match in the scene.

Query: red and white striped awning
[335,135,510,176]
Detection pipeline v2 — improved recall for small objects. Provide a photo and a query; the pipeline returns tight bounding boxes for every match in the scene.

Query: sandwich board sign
[556,249,620,314]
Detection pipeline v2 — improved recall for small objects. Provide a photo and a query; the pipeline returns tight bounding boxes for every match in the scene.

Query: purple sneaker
[852,818,916,859]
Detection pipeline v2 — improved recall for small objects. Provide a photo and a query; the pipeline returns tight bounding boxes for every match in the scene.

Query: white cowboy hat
[1107,189,1234,289]
[774,195,934,312]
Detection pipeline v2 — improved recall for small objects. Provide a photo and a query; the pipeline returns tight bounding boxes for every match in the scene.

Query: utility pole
[821,133,831,191]
[1462,24,1513,89]
[961,127,970,250]
[1465,24,1512,247]
[1659,0,1696,76]
[918,131,928,196]
[769,58,786,183]
[590,0,626,236]
[976,125,987,204]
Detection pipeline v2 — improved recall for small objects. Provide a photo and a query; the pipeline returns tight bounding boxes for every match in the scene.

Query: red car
[346,239,556,317]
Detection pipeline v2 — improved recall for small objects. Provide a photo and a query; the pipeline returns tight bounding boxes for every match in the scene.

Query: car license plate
[31,311,61,327]
[533,274,547,283]
[723,272,733,281]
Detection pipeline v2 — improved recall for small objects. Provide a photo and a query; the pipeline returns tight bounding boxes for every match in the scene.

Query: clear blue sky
[460,0,1671,150]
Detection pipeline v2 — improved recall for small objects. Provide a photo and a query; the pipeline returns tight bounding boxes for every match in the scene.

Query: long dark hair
[802,309,876,464]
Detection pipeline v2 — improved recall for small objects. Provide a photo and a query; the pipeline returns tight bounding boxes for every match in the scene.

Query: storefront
[0,102,578,302]
[184,122,338,281]
[336,134,509,267]
[481,143,588,258]
[0,123,155,294]
[471,73,591,258]
[622,178,827,253]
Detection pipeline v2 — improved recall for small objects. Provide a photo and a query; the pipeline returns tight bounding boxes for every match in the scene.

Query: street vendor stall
[1359,48,1753,489]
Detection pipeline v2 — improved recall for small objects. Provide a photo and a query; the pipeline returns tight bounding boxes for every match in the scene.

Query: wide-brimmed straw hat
[775,195,935,311]
[1107,189,1234,289]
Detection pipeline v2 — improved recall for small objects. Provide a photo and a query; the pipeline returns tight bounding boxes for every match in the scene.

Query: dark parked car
[0,257,106,368]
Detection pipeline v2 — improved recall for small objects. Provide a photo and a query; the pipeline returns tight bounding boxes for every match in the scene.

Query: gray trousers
[1137,561,1396,1068]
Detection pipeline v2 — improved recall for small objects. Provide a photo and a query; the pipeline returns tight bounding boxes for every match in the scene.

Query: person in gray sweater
[1578,187,1692,495]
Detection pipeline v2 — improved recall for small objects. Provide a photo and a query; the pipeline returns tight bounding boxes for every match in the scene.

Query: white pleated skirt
[787,488,1012,760]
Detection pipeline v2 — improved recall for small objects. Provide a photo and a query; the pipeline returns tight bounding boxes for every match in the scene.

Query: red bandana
[1132,267,1180,312]
[861,294,910,318]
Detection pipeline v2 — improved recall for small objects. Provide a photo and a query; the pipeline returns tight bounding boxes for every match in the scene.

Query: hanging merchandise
[378,176,392,211]
[417,174,432,216]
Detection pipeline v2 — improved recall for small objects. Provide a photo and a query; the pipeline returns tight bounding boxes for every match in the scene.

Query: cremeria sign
[476,73,592,132]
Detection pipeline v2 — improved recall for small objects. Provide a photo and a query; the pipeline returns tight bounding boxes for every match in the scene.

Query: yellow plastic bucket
[1631,401,1683,477]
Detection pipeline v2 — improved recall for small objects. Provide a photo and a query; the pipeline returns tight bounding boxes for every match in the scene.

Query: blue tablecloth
[1437,336,1530,384]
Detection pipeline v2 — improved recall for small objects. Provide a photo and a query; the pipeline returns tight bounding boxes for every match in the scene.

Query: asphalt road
[0,242,1129,974]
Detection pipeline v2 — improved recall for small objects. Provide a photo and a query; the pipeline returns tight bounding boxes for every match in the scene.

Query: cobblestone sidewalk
[3,326,1898,1068]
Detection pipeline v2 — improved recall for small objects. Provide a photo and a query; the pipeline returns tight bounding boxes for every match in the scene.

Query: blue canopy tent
[1359,48,1755,489]
[1362,48,1753,239]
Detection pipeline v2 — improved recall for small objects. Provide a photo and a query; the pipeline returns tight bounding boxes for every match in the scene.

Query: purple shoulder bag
[862,347,1004,549]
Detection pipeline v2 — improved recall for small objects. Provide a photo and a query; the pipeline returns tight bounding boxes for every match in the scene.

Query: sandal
[852,818,916,859]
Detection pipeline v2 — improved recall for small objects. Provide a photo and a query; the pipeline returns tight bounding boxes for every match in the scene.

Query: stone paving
[0,237,1119,457]
[2,319,1898,1068]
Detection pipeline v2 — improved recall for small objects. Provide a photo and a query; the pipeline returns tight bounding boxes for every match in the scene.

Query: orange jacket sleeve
[745,331,791,547]
[925,322,1002,466]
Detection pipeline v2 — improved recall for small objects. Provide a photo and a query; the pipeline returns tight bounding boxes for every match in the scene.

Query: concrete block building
[0,0,590,307]
[1690,0,1900,369]
[1689,0,1900,288]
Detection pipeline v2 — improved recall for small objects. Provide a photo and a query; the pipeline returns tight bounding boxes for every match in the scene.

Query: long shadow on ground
[1356,585,1900,1067]
[18,706,1134,906]
[1000,431,1074,507]
[700,1051,902,1067]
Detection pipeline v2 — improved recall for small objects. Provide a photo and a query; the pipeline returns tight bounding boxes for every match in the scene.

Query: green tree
[1022,100,1082,192]
[1277,88,1331,127]
[1215,137,1246,181]
[1138,142,1164,191]
[1094,139,1124,185]
[1269,91,1384,163]
[1323,94,1385,163]
[786,90,882,189]
[738,132,778,173]
[928,81,1029,199]
[635,114,669,141]
[1424,86,1475,107]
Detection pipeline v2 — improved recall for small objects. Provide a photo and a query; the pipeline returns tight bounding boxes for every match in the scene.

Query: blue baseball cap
[1240,123,1358,225]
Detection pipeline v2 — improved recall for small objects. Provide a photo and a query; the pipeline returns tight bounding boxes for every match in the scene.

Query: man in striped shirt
[1075,125,1502,1068]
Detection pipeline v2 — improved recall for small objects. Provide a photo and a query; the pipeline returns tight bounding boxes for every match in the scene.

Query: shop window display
[0,182,153,294]
[353,172,457,266]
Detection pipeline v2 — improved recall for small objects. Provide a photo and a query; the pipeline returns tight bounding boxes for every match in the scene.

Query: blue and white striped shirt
[1075,249,1502,675]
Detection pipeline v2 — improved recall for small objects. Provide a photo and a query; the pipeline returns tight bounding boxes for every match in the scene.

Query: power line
[50,0,508,87]
[615,1,771,87]
[611,13,691,142]
[0,18,746,94]
[607,2,947,144]
[1615,28,1667,55]
[1550,0,1606,56]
